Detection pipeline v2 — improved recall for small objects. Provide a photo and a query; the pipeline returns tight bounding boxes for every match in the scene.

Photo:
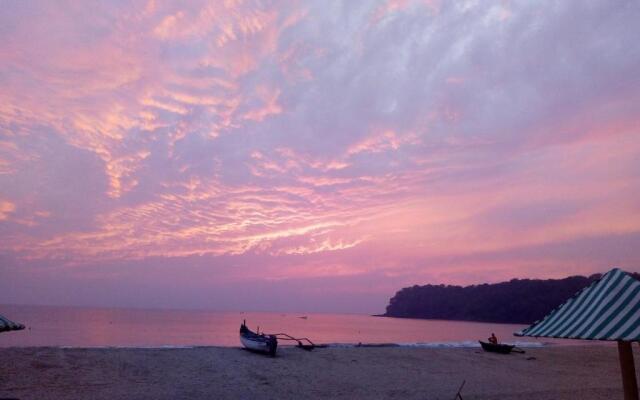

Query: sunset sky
[1,0,639,313]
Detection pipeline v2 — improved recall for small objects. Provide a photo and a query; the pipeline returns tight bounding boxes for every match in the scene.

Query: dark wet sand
[0,345,637,399]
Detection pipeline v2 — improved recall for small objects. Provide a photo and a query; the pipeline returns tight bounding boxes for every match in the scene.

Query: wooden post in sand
[618,341,638,400]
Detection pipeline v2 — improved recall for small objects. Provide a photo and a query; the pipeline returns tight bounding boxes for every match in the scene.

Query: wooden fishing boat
[240,321,277,356]
[479,340,515,354]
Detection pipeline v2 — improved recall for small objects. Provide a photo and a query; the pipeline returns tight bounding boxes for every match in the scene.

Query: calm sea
[0,304,565,348]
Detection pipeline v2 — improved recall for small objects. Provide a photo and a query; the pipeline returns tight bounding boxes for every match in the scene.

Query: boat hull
[479,341,514,354]
[240,323,277,356]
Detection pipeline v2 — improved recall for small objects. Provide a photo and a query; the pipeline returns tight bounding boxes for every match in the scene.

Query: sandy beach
[0,344,637,399]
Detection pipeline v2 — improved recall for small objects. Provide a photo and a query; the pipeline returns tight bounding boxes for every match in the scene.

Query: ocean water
[0,304,568,348]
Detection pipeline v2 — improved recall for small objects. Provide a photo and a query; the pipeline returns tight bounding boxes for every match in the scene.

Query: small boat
[479,340,515,354]
[240,321,277,356]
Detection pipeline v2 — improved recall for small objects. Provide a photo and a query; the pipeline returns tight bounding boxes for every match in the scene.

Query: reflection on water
[0,304,582,348]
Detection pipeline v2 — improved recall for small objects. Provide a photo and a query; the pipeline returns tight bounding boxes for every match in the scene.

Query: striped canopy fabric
[0,314,25,333]
[517,268,640,341]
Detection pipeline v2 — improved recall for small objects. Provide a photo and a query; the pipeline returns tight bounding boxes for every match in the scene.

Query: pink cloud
[0,199,16,221]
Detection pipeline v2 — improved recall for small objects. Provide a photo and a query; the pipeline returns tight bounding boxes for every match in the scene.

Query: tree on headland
[384,272,640,324]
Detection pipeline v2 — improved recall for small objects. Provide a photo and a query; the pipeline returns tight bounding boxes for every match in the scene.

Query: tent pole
[618,341,638,400]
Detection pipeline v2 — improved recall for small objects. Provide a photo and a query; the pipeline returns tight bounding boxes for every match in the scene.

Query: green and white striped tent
[516,268,640,341]
[0,314,24,333]
[516,268,640,400]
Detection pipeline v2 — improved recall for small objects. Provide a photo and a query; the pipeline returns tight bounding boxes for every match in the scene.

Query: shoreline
[1,344,635,399]
[0,340,565,350]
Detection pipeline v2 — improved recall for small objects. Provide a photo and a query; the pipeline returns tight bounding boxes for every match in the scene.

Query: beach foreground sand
[0,345,638,399]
